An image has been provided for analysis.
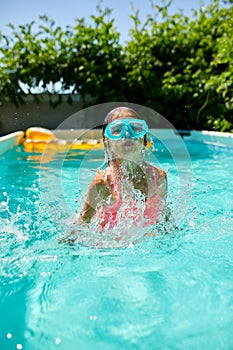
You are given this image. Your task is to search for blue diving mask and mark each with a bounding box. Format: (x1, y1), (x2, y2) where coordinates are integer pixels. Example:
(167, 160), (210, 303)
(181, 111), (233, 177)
(104, 119), (148, 140)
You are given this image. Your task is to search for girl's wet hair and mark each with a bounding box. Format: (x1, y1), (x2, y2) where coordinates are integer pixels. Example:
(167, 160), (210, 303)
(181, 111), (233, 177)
(102, 107), (147, 146)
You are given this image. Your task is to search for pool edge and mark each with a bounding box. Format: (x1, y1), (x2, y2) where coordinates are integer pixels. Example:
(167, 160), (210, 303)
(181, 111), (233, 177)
(186, 130), (233, 148)
(0, 131), (25, 155)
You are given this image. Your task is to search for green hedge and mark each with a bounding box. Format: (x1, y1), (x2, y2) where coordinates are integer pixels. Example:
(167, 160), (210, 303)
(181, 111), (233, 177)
(0, 1), (232, 131)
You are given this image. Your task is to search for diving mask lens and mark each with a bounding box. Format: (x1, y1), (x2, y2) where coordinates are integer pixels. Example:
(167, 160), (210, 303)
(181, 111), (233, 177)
(105, 119), (148, 140)
(109, 123), (123, 138)
(129, 121), (146, 135)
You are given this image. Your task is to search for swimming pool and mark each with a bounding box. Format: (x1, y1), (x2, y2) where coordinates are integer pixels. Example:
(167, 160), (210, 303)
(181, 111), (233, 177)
(0, 137), (233, 349)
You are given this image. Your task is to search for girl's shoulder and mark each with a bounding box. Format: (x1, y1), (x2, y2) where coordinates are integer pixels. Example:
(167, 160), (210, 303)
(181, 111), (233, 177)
(89, 168), (112, 188)
(144, 162), (167, 179)
(84, 169), (112, 202)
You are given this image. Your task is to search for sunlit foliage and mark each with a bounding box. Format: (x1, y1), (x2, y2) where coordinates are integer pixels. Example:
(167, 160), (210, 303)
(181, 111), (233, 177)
(0, 0), (232, 131)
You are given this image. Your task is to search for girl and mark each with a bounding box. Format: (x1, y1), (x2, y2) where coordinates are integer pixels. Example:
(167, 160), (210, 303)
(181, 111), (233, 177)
(78, 107), (167, 229)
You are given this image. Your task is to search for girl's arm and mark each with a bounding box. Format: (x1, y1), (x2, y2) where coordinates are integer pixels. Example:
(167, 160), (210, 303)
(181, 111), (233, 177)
(79, 173), (111, 223)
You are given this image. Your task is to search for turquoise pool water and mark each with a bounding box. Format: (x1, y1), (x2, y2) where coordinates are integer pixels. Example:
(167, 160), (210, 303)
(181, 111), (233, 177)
(0, 140), (233, 349)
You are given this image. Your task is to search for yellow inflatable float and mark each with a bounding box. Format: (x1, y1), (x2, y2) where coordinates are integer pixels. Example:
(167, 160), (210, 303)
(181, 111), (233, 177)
(23, 127), (104, 153)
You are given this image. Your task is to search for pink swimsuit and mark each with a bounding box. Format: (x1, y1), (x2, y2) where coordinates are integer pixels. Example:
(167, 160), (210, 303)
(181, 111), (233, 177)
(99, 167), (162, 228)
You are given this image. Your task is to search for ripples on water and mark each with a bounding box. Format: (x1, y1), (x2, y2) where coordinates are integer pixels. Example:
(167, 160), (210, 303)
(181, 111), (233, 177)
(0, 142), (233, 349)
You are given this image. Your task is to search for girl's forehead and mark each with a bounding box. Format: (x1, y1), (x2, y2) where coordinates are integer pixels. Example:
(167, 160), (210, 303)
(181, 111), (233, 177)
(111, 114), (137, 123)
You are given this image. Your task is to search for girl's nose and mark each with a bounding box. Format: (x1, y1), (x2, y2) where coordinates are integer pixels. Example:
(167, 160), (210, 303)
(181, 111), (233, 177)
(124, 126), (133, 139)
(124, 129), (131, 139)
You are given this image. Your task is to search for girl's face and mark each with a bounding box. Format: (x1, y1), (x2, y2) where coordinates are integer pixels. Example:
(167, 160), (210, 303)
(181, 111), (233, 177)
(104, 116), (146, 162)
(108, 137), (144, 161)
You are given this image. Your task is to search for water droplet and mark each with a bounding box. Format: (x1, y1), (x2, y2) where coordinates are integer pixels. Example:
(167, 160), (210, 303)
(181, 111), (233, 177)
(6, 333), (12, 339)
(89, 315), (97, 321)
(55, 337), (61, 345)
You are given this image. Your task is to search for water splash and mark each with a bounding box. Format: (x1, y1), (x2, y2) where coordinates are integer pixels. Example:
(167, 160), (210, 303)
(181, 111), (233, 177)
(60, 159), (175, 248)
